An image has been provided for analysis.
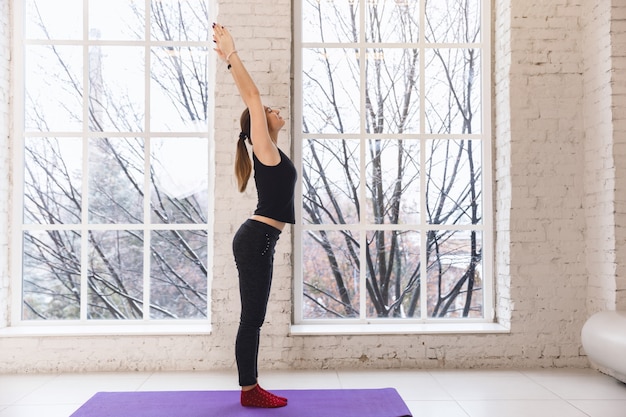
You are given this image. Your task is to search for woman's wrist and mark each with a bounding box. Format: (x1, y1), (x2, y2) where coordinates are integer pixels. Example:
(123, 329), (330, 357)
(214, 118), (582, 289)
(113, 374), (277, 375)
(226, 50), (238, 62)
(226, 50), (238, 70)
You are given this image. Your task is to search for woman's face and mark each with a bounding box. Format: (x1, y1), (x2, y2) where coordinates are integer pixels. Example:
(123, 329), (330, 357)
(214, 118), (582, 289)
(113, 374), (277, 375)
(265, 106), (285, 133)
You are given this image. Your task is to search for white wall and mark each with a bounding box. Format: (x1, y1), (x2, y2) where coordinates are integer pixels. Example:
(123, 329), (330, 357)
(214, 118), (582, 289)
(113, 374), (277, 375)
(0, 0), (11, 330)
(610, 1), (626, 311)
(0, 0), (622, 374)
(582, 1), (626, 313)
(503, 0), (587, 363)
(583, 1), (617, 314)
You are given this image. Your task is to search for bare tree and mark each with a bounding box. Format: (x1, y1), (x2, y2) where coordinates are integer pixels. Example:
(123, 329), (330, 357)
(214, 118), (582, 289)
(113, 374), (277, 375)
(301, 0), (483, 319)
(22, 0), (210, 320)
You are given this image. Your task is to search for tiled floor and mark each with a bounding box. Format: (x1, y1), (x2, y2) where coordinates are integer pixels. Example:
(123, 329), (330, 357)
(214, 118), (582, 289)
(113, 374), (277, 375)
(1, 368), (625, 416)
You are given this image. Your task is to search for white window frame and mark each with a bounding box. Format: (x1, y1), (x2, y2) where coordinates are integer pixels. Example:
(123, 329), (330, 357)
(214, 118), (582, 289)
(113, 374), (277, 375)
(292, 0), (496, 333)
(10, 0), (216, 332)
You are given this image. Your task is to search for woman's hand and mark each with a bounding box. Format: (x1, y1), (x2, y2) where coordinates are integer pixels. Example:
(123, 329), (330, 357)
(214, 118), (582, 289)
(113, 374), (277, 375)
(212, 23), (236, 62)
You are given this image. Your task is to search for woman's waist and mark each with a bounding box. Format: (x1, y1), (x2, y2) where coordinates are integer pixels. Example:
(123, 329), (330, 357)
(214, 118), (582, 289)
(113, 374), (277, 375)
(250, 215), (285, 232)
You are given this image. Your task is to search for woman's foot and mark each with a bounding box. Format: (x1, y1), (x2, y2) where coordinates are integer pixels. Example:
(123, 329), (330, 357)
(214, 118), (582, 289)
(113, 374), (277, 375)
(240, 384), (287, 408)
(258, 385), (287, 402)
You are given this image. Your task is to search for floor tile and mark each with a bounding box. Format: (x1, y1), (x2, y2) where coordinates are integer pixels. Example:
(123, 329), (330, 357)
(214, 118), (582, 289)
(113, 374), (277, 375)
(337, 369), (452, 401)
(16, 372), (149, 405)
(139, 370), (238, 391)
(430, 370), (559, 400)
(523, 369), (626, 400)
(406, 400), (470, 417)
(568, 399), (626, 417)
(3, 368), (626, 417)
(257, 369), (342, 390)
(0, 404), (80, 417)
(458, 399), (589, 417)
(0, 374), (57, 405)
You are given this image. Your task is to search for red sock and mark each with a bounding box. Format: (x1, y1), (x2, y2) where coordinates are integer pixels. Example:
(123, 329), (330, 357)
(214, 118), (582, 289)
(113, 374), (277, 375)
(241, 385), (287, 408)
(258, 385), (287, 402)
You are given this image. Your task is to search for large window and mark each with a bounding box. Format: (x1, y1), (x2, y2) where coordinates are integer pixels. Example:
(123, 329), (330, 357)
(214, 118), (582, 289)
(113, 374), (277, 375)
(13, 0), (214, 323)
(295, 0), (492, 324)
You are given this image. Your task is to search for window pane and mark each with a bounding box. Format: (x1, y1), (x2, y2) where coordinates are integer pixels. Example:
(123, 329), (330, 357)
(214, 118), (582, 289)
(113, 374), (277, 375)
(425, 48), (481, 134)
(302, 48), (360, 134)
(426, 230), (483, 318)
(150, 138), (208, 224)
(89, 138), (144, 224)
(89, 46), (145, 132)
(302, 0), (359, 43)
(88, 230), (144, 319)
(426, 139), (482, 225)
(25, 46), (83, 132)
(366, 48), (420, 134)
(25, 0), (82, 40)
(150, 0), (210, 42)
(19, 0), (214, 324)
(366, 0), (419, 43)
(150, 230), (208, 319)
(366, 139), (420, 224)
(150, 47), (209, 132)
(89, 0), (145, 41)
(425, 0), (481, 44)
(24, 137), (82, 224)
(302, 139), (360, 225)
(23, 230), (81, 320)
(366, 230), (420, 318)
(302, 230), (359, 319)
(297, 0), (490, 324)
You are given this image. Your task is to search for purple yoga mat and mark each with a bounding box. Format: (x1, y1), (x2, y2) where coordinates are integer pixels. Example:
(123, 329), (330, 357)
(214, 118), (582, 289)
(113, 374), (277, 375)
(70, 388), (412, 417)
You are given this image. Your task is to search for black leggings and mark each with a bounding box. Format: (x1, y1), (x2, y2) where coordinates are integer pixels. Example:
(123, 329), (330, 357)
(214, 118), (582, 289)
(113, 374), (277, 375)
(232, 219), (281, 387)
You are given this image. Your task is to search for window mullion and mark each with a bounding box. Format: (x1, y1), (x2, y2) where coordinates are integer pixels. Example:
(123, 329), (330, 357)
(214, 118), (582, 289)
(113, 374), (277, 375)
(419, 0), (429, 321)
(481, 0), (494, 321)
(359, 0), (367, 321)
(11, 0), (26, 325)
(293, 0), (304, 325)
(142, 0), (152, 321)
(79, 0), (90, 321)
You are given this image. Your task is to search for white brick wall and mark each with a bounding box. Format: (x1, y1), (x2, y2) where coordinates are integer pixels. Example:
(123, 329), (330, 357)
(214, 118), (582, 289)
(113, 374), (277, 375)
(582, 0), (626, 313)
(0, 0), (622, 374)
(494, 0), (513, 331)
(504, 0), (587, 366)
(583, 0), (616, 314)
(611, 2), (626, 310)
(210, 0), (294, 372)
(0, 0), (11, 329)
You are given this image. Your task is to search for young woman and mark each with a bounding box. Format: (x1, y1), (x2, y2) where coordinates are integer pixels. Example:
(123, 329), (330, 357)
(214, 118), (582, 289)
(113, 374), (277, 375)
(213, 23), (296, 408)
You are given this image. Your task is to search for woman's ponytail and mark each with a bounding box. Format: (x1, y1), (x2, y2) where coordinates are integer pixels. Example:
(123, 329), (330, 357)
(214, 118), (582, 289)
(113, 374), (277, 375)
(234, 108), (252, 192)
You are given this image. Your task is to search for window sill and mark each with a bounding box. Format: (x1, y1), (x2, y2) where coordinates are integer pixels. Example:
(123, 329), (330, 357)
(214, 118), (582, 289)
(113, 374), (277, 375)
(289, 322), (510, 336)
(0, 323), (212, 337)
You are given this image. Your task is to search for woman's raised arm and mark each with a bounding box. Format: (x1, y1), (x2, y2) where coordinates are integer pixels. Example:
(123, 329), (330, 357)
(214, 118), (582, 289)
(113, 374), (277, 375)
(213, 23), (279, 165)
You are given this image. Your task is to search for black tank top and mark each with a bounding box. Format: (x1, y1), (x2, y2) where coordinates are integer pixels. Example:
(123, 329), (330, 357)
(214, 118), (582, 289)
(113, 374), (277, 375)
(253, 148), (297, 224)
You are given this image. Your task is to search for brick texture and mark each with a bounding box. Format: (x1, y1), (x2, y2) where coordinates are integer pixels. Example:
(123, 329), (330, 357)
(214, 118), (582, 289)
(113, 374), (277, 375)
(583, 1), (616, 315)
(0, 0), (622, 374)
(611, 1), (626, 310)
(0, 0), (11, 329)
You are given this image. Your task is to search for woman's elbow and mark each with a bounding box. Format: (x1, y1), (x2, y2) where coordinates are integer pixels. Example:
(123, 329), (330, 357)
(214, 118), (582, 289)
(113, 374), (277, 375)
(243, 89), (261, 104)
